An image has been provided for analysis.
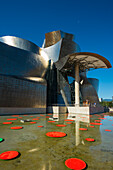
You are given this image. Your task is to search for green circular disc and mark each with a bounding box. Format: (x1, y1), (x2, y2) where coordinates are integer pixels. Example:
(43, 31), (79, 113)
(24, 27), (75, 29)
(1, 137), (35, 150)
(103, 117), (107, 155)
(0, 138), (4, 142)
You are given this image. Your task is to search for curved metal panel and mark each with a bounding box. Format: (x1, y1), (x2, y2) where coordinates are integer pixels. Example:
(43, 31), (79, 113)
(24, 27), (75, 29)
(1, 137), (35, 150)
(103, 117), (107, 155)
(0, 74), (47, 108)
(87, 78), (99, 93)
(80, 77), (99, 104)
(0, 36), (39, 54)
(0, 41), (49, 78)
(45, 30), (61, 47)
(41, 39), (62, 62)
(59, 38), (80, 59)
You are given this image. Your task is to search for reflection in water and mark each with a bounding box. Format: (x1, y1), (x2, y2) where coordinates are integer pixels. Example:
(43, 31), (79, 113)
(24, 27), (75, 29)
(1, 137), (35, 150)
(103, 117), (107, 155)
(75, 121), (80, 146)
(74, 114), (90, 146)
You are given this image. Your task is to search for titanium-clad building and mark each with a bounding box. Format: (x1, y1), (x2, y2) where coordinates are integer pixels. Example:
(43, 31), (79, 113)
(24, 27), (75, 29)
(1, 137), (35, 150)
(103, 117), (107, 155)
(0, 31), (112, 113)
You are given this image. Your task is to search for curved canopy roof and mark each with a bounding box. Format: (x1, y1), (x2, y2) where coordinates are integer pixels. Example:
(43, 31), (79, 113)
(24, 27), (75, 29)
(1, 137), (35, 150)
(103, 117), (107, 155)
(55, 52), (112, 76)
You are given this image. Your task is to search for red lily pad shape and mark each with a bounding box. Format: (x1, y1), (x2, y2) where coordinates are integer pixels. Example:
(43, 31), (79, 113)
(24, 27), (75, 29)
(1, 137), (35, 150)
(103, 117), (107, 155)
(7, 118), (17, 120)
(65, 158), (86, 170)
(85, 138), (95, 142)
(10, 126), (23, 130)
(46, 131), (66, 138)
(90, 122), (102, 125)
(79, 128), (87, 131)
(0, 151), (19, 160)
(30, 122), (37, 124)
(56, 124), (66, 127)
(105, 129), (111, 132)
(3, 122), (12, 124)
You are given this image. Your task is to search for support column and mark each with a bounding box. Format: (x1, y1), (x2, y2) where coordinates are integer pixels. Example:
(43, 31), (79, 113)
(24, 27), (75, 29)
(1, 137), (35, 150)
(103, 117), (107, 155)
(75, 63), (80, 107)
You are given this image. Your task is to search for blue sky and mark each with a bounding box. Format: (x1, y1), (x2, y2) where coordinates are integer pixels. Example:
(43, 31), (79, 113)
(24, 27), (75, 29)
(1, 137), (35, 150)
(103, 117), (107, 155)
(0, 0), (113, 99)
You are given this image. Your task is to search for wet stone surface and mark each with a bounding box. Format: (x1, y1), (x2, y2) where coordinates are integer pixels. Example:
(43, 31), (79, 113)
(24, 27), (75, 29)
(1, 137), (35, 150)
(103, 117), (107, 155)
(0, 112), (113, 169)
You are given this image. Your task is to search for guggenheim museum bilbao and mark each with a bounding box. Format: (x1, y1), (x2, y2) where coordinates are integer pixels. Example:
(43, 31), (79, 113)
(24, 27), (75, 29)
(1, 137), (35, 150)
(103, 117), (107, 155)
(0, 30), (112, 115)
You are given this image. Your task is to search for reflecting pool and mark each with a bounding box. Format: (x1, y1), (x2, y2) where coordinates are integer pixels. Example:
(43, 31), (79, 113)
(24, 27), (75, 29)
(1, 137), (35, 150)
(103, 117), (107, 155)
(0, 112), (113, 169)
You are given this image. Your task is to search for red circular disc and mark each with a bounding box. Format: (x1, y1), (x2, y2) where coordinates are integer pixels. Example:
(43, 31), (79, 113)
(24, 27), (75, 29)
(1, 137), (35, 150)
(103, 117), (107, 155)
(37, 117), (40, 118)
(66, 122), (72, 124)
(0, 151), (19, 160)
(10, 126), (23, 130)
(65, 158), (86, 170)
(105, 129), (111, 132)
(46, 131), (66, 138)
(18, 117), (23, 118)
(64, 119), (74, 121)
(3, 122), (12, 124)
(48, 121), (55, 123)
(46, 116), (50, 118)
(90, 122), (102, 125)
(56, 124), (66, 127)
(38, 126), (44, 127)
(40, 115), (44, 116)
(48, 114), (52, 115)
(7, 118), (17, 120)
(30, 122), (37, 124)
(95, 120), (101, 122)
(79, 128), (87, 131)
(12, 115), (19, 117)
(89, 126), (95, 128)
(30, 116), (33, 117)
(32, 118), (39, 120)
(99, 118), (107, 120)
(85, 138), (95, 142)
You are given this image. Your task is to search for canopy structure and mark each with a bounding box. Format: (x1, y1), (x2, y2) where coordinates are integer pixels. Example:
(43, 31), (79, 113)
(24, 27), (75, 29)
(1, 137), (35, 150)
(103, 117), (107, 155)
(55, 51), (111, 106)
(55, 52), (111, 77)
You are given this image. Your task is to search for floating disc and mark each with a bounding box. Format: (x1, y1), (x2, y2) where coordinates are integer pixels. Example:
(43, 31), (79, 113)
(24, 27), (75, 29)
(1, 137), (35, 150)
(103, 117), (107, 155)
(66, 122), (72, 124)
(48, 114), (52, 115)
(0, 138), (4, 143)
(48, 121), (55, 123)
(10, 126), (23, 130)
(30, 116), (33, 117)
(105, 129), (111, 132)
(85, 138), (95, 142)
(18, 117), (22, 118)
(99, 118), (107, 120)
(40, 115), (44, 116)
(3, 122), (12, 124)
(38, 126), (44, 127)
(12, 115), (19, 117)
(95, 120), (101, 122)
(7, 118), (17, 120)
(65, 158), (86, 170)
(56, 125), (66, 127)
(79, 128), (87, 131)
(90, 122), (102, 125)
(0, 151), (19, 160)
(46, 131), (66, 138)
(64, 119), (74, 121)
(32, 118), (39, 120)
(30, 122), (37, 124)
(46, 116), (50, 118)
(89, 126), (95, 128)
